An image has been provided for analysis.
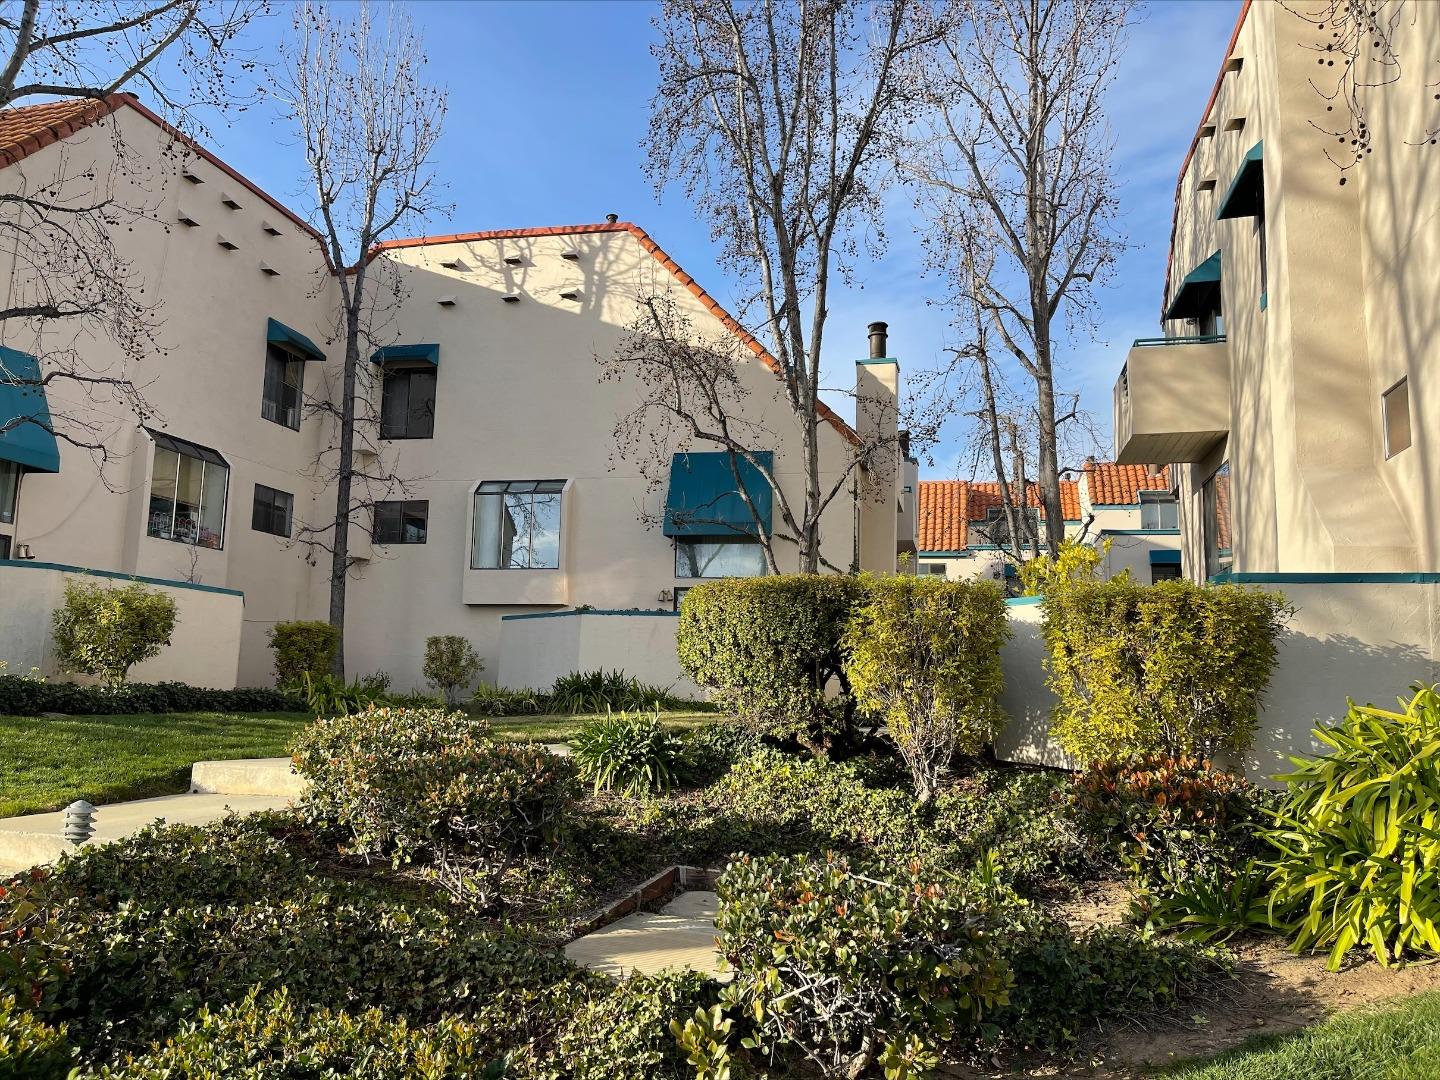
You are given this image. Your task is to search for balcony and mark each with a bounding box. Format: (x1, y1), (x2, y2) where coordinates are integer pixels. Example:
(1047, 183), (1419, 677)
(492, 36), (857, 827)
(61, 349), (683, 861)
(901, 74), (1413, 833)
(1113, 336), (1230, 465)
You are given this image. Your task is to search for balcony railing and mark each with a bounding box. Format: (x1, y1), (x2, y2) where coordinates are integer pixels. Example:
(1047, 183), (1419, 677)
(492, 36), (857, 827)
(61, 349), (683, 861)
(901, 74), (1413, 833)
(1131, 334), (1227, 348)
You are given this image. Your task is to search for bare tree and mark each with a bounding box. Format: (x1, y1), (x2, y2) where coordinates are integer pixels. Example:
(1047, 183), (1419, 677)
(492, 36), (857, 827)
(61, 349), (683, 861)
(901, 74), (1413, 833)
(0, 0), (264, 468)
(277, 0), (446, 677)
(903, 0), (1130, 556)
(644, 0), (937, 572)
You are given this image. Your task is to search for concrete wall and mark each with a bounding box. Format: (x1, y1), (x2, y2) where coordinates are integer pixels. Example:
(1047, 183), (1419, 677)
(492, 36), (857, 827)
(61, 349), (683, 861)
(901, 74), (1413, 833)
(0, 562), (243, 688)
(494, 611), (702, 699)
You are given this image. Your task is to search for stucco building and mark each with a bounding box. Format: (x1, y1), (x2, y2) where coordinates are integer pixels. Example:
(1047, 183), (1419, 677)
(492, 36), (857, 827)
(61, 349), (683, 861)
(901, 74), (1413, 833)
(916, 477), (1081, 586)
(0, 94), (915, 691)
(1110, 0), (1440, 771)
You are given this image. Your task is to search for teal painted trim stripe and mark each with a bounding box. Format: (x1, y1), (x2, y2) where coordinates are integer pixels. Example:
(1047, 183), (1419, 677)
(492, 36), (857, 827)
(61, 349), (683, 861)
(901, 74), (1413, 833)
(918, 551), (971, 558)
(0, 559), (244, 597)
(1098, 528), (1181, 536)
(1208, 570), (1440, 585)
(1132, 335), (1226, 348)
(1004, 595), (1043, 607)
(857, 357), (899, 366)
(501, 608), (679, 621)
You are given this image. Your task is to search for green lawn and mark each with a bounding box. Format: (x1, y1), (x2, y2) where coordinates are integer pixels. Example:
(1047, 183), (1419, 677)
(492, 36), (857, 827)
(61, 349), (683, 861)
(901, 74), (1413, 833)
(488, 711), (716, 743)
(1158, 992), (1440, 1079)
(0, 712), (309, 817)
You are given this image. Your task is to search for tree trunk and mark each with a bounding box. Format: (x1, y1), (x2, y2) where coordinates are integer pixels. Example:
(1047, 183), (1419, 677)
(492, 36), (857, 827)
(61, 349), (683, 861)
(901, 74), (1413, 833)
(1034, 367), (1064, 556)
(328, 303), (361, 679)
(802, 405), (821, 573)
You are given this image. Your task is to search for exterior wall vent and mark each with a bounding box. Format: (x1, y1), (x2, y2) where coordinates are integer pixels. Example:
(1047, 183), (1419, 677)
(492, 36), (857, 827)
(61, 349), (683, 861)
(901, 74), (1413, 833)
(1223, 56), (1243, 75)
(1198, 178), (1217, 192)
(437, 295), (458, 307)
(501, 293), (521, 304)
(220, 192), (242, 209)
(260, 221), (282, 236)
(559, 287), (581, 301)
(260, 264), (280, 276)
(503, 255), (524, 266)
(440, 257), (466, 270)
(1223, 117), (1246, 133)
(560, 251), (580, 261)
(182, 170), (203, 184)
(177, 211), (200, 227)
(216, 235), (238, 250)
(1198, 124), (1217, 140)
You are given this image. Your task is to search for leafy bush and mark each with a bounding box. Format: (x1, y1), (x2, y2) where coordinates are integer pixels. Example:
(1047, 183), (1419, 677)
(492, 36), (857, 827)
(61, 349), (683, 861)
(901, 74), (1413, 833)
(1265, 685), (1440, 969)
(1017, 538), (1107, 596)
(677, 574), (863, 753)
(679, 721), (762, 785)
(424, 636), (484, 706)
(555, 972), (715, 1080)
(50, 579), (178, 687)
(290, 670), (387, 716)
(291, 707), (577, 904)
(0, 676), (301, 717)
(550, 669), (699, 714)
(0, 993), (72, 1080)
(711, 852), (1011, 1077)
(1071, 755), (1266, 899)
(844, 575), (1010, 802)
(572, 710), (684, 797)
(267, 620), (340, 684)
(1040, 578), (1290, 761)
(469, 683), (551, 717)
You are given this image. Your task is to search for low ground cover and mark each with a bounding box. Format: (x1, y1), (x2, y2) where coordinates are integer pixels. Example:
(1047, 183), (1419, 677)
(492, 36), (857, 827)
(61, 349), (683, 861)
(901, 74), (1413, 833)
(0, 711), (309, 817)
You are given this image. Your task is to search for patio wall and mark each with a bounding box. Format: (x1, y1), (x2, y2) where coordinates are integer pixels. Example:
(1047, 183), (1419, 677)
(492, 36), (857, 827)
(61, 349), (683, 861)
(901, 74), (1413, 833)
(495, 610), (704, 698)
(0, 560), (244, 689)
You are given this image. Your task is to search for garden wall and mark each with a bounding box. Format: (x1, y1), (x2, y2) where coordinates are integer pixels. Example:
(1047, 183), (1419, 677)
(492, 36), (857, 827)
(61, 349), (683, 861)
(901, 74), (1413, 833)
(0, 560), (244, 688)
(495, 609), (704, 698)
(992, 582), (1440, 783)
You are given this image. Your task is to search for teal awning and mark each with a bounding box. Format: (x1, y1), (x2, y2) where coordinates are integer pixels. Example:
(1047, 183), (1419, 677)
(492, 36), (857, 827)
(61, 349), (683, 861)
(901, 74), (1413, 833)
(663, 451), (773, 538)
(1150, 549), (1182, 565)
(1216, 140), (1264, 220)
(0, 346), (60, 473)
(371, 343), (440, 366)
(266, 318), (326, 362)
(1164, 251), (1223, 321)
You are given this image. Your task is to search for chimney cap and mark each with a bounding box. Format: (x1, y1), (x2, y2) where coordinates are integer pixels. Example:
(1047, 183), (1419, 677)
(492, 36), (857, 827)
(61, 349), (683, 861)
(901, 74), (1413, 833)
(867, 321), (889, 360)
(605, 213), (619, 224)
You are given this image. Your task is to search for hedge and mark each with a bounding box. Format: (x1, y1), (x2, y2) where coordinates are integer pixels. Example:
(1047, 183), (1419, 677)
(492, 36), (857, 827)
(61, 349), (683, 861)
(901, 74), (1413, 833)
(267, 620), (340, 684)
(0, 676), (303, 717)
(1040, 578), (1290, 761)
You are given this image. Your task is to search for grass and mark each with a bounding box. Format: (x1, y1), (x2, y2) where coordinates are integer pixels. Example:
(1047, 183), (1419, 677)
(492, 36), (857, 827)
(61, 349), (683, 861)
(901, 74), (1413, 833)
(488, 711), (715, 743)
(0, 711), (309, 817)
(1157, 991), (1440, 1079)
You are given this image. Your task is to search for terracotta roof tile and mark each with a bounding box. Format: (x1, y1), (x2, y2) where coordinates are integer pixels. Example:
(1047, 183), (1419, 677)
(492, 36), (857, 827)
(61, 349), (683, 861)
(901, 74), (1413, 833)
(1082, 461), (1171, 506)
(918, 478), (1081, 553)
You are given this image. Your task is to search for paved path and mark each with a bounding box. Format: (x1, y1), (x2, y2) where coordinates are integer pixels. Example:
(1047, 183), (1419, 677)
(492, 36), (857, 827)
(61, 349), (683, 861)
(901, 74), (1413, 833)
(564, 890), (725, 978)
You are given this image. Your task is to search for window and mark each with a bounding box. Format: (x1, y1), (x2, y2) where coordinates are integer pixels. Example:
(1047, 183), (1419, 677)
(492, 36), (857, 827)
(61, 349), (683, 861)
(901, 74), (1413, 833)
(373, 500), (428, 545)
(251, 484), (294, 538)
(1384, 377), (1412, 458)
(261, 344), (305, 429)
(1139, 491), (1179, 530)
(921, 562), (948, 577)
(1151, 562), (1183, 583)
(380, 365), (437, 439)
(0, 460), (17, 524)
(1255, 204), (1268, 307)
(0, 534), (8, 560)
(675, 537), (767, 579)
(146, 432), (228, 549)
(472, 480), (564, 569)
(1202, 461), (1233, 579)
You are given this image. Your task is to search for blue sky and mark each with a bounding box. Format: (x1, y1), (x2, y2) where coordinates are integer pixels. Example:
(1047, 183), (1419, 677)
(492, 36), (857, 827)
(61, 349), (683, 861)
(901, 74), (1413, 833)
(209, 0), (1241, 479)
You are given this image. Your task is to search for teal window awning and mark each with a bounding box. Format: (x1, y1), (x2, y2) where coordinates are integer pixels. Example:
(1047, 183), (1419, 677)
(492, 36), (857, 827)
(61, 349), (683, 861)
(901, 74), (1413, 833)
(1164, 251), (1222, 321)
(371, 343), (440, 366)
(266, 318), (326, 362)
(1216, 140), (1264, 220)
(0, 346), (60, 473)
(663, 451), (773, 538)
(1150, 549), (1182, 565)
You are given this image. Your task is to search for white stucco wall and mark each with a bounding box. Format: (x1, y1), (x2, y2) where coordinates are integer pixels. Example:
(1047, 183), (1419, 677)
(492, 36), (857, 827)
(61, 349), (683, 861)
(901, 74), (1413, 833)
(0, 562), (244, 688)
(494, 611), (702, 699)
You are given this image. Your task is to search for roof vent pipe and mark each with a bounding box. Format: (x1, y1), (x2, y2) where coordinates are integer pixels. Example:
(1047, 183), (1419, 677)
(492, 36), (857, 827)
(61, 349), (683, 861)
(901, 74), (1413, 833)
(605, 213), (618, 224)
(867, 321), (888, 360)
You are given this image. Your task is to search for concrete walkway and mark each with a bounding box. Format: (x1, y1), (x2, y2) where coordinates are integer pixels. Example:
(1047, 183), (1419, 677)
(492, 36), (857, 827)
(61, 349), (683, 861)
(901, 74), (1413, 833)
(564, 890), (725, 978)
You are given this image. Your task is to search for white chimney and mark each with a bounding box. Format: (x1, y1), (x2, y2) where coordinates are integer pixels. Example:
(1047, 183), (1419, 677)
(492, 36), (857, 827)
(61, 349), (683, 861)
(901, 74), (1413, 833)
(856, 321), (901, 573)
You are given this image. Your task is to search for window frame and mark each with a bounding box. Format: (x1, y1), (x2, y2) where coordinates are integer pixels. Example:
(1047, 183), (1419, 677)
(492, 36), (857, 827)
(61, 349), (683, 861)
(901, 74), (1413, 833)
(251, 483), (294, 538)
(379, 362), (438, 441)
(1202, 461), (1233, 580)
(1150, 562), (1183, 583)
(470, 480), (566, 570)
(145, 431), (229, 550)
(372, 499), (429, 545)
(674, 536), (769, 580)
(1139, 490), (1179, 531)
(261, 342), (306, 430)
(1383, 376), (1412, 459)
(0, 459), (19, 525)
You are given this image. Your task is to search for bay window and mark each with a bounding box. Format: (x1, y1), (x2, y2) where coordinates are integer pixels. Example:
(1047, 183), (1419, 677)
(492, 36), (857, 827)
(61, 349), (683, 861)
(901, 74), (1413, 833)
(472, 480), (564, 568)
(146, 431), (229, 549)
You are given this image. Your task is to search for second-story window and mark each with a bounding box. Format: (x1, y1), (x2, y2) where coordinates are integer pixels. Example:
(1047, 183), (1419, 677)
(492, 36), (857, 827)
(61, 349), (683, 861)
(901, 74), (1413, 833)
(252, 484), (294, 538)
(381, 365), (437, 439)
(262, 344), (305, 430)
(0, 460), (18, 525)
(146, 431), (229, 550)
(373, 500), (428, 544)
(1139, 491), (1179, 530)
(472, 480), (564, 568)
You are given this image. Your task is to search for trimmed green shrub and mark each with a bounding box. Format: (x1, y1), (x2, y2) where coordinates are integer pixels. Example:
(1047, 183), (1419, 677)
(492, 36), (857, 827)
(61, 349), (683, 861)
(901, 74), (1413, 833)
(425, 635), (484, 706)
(290, 707), (577, 904)
(469, 683), (551, 717)
(711, 852), (1011, 1077)
(0, 676), (301, 716)
(1265, 685), (1440, 970)
(292, 670), (386, 716)
(0, 993), (73, 1080)
(267, 620), (340, 684)
(845, 575), (1010, 802)
(677, 574), (863, 752)
(50, 579), (178, 687)
(555, 971), (715, 1080)
(571, 710), (684, 797)
(550, 669), (700, 714)
(1040, 578), (1290, 761)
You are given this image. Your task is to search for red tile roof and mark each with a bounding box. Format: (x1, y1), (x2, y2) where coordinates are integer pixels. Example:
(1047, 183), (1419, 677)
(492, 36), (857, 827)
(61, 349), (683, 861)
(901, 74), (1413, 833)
(371, 223), (861, 446)
(1082, 461), (1171, 506)
(918, 478), (1081, 552)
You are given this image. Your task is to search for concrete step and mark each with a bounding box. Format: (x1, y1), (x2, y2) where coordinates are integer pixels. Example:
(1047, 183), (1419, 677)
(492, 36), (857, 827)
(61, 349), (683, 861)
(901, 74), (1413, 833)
(565, 891), (724, 978)
(0, 792), (296, 877)
(190, 757), (307, 797)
